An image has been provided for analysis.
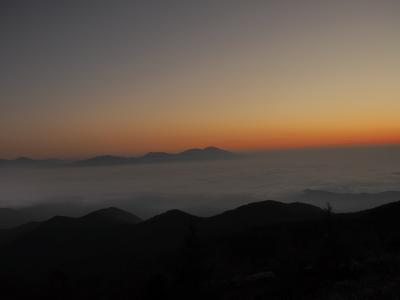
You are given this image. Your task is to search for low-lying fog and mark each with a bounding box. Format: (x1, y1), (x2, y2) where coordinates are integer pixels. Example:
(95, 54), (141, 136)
(1, 146), (400, 218)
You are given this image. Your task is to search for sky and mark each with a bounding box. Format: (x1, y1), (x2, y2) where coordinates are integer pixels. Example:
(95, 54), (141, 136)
(1, 0), (400, 159)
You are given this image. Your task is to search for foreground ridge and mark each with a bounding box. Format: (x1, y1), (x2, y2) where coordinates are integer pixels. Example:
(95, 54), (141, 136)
(1, 199), (400, 299)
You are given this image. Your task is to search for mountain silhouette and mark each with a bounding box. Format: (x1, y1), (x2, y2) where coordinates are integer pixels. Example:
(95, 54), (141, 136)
(146, 209), (197, 224)
(37, 207), (142, 231)
(0, 146), (237, 168)
(203, 200), (324, 234)
(177, 146), (235, 160)
(141, 151), (174, 161)
(73, 155), (130, 166)
(74, 146), (237, 167)
(213, 200), (323, 222)
(80, 207), (142, 224)
(2, 199), (400, 299)
(0, 200), (323, 254)
(0, 202), (96, 229)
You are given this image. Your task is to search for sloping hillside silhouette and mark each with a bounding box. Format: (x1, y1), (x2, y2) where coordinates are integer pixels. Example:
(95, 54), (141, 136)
(2, 199), (400, 299)
(0, 203), (99, 229)
(204, 200), (324, 234)
(80, 207), (142, 224)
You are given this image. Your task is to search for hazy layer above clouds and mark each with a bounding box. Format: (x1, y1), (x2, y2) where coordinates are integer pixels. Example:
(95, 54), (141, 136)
(1, 146), (400, 218)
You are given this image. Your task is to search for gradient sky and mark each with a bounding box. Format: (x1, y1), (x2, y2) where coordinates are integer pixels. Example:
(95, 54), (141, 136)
(1, 0), (400, 158)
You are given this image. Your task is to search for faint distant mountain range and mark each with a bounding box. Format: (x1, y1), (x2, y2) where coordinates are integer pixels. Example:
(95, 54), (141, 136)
(0, 200), (325, 248)
(0, 146), (238, 168)
(285, 189), (400, 212)
(0, 157), (66, 168)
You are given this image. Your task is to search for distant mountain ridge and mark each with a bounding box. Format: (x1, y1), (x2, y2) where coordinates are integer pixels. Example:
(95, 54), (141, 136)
(0, 157), (66, 168)
(286, 189), (400, 211)
(0, 146), (238, 168)
(2, 198), (400, 256)
(0, 200), (325, 251)
(2, 189), (400, 229)
(75, 146), (236, 167)
(80, 207), (142, 224)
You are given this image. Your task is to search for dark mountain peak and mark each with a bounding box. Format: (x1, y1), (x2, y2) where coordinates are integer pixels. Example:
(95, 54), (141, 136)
(287, 201), (326, 213)
(180, 148), (202, 155)
(178, 146), (235, 160)
(17, 208), (140, 241)
(204, 146), (230, 153)
(73, 146), (236, 167)
(41, 215), (75, 228)
(81, 207), (142, 224)
(239, 199), (287, 208)
(180, 146), (229, 154)
(143, 151), (167, 156)
(223, 200), (287, 214)
(144, 209), (198, 228)
(141, 209), (199, 236)
(208, 200), (324, 231)
(226, 200), (297, 214)
(151, 209), (194, 221)
(142, 152), (172, 160)
(74, 155), (129, 167)
(1, 146), (238, 168)
(85, 155), (126, 161)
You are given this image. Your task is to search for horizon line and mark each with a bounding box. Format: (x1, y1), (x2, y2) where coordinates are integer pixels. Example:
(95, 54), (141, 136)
(2, 142), (400, 161)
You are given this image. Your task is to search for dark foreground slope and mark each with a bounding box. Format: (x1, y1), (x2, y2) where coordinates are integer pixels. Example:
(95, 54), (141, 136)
(1, 200), (400, 299)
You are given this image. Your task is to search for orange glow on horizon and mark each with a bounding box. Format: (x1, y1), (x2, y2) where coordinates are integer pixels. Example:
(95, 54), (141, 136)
(3, 125), (399, 159)
(1, 2), (400, 159)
